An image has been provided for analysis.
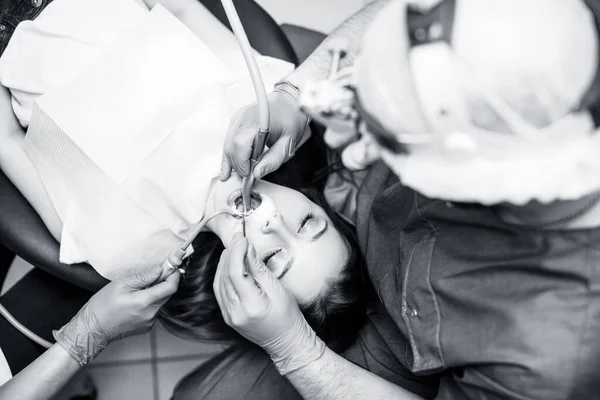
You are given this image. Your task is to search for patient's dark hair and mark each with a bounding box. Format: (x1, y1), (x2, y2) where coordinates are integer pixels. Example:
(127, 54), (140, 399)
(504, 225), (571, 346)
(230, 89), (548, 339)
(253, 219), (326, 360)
(159, 187), (368, 352)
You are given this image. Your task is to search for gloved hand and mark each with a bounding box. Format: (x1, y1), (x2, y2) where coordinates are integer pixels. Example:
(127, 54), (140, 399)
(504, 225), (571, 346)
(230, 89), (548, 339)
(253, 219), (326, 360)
(299, 79), (381, 172)
(220, 90), (311, 181)
(53, 265), (180, 366)
(213, 233), (326, 375)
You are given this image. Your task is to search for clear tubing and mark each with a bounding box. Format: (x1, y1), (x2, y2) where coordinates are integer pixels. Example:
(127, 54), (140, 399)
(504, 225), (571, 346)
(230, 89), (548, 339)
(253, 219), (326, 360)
(0, 303), (53, 349)
(220, 0), (270, 133)
(180, 209), (241, 251)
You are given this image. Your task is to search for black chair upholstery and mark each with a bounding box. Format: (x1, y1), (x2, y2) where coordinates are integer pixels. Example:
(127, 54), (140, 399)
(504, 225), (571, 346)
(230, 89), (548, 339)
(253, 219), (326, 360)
(281, 24), (327, 64)
(0, 170), (107, 292)
(0, 0), (302, 292)
(198, 0), (299, 65)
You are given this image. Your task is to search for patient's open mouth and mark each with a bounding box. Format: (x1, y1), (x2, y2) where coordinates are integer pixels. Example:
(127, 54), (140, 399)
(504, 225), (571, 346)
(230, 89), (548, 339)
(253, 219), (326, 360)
(229, 191), (262, 214)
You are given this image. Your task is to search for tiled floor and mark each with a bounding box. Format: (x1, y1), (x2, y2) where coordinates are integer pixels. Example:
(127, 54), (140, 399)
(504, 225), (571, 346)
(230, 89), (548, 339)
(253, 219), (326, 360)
(88, 323), (228, 400)
(2, 256), (229, 400)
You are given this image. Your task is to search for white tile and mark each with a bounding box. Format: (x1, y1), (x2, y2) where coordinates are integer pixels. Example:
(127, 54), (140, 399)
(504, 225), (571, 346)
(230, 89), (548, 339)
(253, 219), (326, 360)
(255, 0), (364, 33)
(1, 257), (34, 296)
(157, 359), (207, 400)
(92, 330), (153, 364)
(87, 363), (154, 400)
(154, 322), (228, 360)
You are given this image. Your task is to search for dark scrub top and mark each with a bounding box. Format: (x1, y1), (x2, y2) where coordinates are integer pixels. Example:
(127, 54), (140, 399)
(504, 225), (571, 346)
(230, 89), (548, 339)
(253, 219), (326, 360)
(357, 162), (600, 399)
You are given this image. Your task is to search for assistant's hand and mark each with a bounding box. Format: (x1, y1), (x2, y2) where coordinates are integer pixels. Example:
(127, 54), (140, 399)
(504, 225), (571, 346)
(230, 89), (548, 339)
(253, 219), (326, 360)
(213, 233), (326, 375)
(54, 265), (180, 365)
(220, 90), (311, 181)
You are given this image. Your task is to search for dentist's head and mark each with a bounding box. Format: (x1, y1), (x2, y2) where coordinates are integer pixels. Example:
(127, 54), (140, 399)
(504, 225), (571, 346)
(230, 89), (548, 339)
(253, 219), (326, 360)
(310, 0), (600, 206)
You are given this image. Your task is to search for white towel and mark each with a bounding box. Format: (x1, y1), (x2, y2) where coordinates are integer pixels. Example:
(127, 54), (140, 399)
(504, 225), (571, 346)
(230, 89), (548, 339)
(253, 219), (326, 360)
(10, 4), (292, 278)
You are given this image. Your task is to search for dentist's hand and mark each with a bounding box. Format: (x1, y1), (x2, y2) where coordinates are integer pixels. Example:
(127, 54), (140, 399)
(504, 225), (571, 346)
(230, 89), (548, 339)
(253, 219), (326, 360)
(54, 265), (180, 365)
(214, 233), (326, 375)
(220, 90), (311, 181)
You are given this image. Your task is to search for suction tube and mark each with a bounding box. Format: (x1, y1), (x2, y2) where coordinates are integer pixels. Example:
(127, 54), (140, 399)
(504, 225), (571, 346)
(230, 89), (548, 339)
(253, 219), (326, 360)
(0, 303), (53, 348)
(220, 0), (270, 133)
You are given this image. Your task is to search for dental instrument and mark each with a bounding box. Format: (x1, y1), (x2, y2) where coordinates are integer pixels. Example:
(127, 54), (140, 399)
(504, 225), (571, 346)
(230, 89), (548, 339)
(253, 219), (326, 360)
(327, 40), (347, 80)
(220, 0), (272, 275)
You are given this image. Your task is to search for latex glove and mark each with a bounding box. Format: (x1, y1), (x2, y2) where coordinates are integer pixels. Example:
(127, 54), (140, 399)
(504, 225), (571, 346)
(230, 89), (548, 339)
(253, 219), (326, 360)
(54, 265), (180, 366)
(220, 90), (311, 180)
(213, 233), (326, 375)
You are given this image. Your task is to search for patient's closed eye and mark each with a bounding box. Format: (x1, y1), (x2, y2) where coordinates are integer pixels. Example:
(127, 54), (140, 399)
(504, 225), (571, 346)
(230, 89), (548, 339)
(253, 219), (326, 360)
(298, 213), (316, 233)
(298, 213), (327, 240)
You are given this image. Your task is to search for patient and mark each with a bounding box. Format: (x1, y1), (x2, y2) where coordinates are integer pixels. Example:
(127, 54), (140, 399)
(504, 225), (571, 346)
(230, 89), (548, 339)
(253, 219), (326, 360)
(0, 0), (367, 348)
(161, 176), (367, 348)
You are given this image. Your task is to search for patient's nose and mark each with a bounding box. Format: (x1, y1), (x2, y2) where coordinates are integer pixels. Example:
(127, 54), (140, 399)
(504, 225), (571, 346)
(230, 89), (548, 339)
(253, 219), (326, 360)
(261, 212), (283, 234)
(244, 194), (279, 233)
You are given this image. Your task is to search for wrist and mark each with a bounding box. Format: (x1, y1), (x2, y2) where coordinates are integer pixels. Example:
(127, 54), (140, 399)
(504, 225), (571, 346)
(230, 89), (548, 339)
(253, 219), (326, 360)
(264, 317), (326, 376)
(53, 304), (109, 366)
(51, 343), (82, 370)
(273, 81), (301, 103)
(272, 82), (312, 132)
(284, 60), (331, 93)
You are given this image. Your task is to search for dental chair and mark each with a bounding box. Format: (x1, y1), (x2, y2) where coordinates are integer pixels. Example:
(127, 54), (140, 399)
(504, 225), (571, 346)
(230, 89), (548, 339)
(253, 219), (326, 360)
(0, 0), (326, 293)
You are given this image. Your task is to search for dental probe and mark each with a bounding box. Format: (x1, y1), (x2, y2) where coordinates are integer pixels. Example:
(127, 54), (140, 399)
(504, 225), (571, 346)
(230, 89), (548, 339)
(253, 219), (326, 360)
(240, 128), (269, 275)
(163, 209), (242, 272)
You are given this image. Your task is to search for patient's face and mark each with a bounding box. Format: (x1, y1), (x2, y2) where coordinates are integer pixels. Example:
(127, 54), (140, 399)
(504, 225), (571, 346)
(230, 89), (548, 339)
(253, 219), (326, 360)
(205, 176), (348, 304)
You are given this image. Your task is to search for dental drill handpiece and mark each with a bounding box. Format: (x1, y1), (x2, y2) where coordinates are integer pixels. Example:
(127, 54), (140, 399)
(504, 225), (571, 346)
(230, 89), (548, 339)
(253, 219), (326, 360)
(241, 127), (270, 229)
